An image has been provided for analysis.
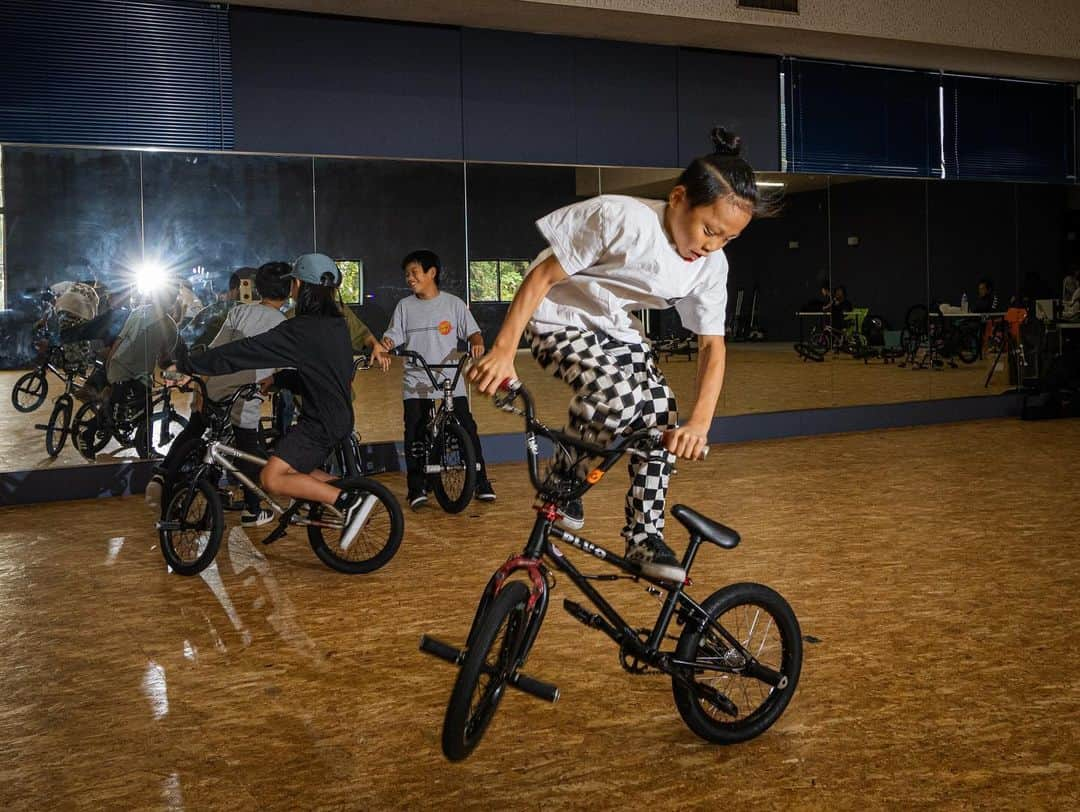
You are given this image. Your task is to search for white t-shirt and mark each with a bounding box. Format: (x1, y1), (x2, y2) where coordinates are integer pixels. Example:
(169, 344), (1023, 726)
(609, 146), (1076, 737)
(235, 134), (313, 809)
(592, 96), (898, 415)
(529, 195), (729, 343)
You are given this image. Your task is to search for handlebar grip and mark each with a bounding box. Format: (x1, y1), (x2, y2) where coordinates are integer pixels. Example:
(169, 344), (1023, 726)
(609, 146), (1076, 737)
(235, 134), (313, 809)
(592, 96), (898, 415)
(161, 370), (186, 381)
(499, 378), (521, 392)
(700, 445), (709, 460)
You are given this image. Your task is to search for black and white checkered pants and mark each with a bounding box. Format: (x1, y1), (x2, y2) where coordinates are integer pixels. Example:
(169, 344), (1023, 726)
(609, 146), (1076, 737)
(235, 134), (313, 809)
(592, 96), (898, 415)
(527, 327), (678, 544)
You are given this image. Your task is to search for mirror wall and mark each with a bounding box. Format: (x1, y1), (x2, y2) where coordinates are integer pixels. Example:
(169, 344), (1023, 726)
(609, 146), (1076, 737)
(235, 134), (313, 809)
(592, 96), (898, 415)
(1, 142), (1073, 475)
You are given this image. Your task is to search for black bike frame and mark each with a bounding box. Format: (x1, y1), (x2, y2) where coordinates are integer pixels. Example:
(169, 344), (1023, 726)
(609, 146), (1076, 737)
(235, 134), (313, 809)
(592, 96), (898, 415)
(461, 382), (787, 689)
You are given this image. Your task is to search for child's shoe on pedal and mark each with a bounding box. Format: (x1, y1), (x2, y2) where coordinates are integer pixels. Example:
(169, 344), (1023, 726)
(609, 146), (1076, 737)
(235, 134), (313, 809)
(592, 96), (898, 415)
(555, 498), (584, 530)
(625, 535), (686, 582)
(336, 490), (373, 549)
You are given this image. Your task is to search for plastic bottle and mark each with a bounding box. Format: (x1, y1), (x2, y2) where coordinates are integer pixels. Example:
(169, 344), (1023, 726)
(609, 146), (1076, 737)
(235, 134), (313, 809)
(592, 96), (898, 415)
(961, 292), (969, 313)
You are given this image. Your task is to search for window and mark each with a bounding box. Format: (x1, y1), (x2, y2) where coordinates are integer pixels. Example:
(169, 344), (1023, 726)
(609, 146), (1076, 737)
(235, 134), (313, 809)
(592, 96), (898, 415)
(469, 259), (530, 303)
(336, 260), (363, 304)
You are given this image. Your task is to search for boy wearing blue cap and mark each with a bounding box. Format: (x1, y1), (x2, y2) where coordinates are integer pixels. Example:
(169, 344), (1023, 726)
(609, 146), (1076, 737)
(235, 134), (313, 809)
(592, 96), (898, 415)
(169, 253), (375, 547)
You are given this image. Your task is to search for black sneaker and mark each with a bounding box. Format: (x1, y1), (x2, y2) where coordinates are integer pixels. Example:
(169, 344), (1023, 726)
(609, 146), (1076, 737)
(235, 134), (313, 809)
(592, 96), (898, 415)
(240, 509), (275, 528)
(556, 498), (584, 531)
(408, 490), (428, 511)
(336, 490), (375, 550)
(625, 536), (686, 582)
(475, 479), (496, 502)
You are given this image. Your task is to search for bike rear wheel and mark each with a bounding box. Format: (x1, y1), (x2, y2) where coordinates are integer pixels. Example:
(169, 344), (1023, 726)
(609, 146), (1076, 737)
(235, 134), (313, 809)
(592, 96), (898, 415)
(12, 370), (48, 412)
(44, 396), (73, 457)
(160, 476), (224, 576)
(442, 580), (532, 761)
(429, 421), (476, 514)
(672, 582), (802, 745)
(307, 476), (403, 574)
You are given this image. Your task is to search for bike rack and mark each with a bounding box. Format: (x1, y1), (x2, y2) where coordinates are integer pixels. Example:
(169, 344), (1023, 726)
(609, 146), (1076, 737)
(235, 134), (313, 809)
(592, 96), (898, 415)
(418, 635), (561, 704)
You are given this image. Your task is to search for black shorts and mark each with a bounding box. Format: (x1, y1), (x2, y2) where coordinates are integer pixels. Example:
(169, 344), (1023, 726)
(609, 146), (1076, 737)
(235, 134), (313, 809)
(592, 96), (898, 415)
(273, 422), (334, 474)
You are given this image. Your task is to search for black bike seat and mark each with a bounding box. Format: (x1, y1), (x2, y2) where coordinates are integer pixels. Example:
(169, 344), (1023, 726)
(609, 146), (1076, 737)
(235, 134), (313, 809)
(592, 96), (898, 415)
(671, 504), (740, 549)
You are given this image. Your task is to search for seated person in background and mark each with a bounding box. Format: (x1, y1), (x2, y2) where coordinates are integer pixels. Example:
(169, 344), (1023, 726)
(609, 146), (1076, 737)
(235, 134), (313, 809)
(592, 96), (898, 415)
(147, 262), (292, 526)
(972, 278), (998, 314)
(830, 285), (853, 330)
(381, 249), (495, 509)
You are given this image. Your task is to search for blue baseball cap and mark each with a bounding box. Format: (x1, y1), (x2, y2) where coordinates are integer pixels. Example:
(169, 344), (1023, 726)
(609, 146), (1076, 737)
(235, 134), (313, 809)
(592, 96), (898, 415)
(288, 253), (340, 286)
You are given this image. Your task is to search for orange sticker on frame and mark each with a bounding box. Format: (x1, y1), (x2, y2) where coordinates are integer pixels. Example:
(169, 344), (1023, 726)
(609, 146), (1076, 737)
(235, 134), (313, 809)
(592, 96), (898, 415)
(586, 469), (604, 484)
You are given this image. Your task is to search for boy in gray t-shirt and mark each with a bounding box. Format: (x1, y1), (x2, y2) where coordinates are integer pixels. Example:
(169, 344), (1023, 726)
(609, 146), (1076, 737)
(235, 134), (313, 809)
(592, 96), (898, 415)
(381, 250), (494, 509)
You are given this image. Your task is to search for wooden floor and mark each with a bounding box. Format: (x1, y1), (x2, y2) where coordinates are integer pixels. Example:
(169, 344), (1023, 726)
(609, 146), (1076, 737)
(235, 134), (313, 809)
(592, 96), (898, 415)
(0, 418), (1076, 809)
(0, 343), (1011, 471)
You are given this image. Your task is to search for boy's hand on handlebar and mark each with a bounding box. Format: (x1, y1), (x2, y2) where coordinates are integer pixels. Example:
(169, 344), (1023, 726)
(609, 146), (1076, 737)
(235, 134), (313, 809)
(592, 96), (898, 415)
(369, 343), (392, 372)
(380, 336), (395, 352)
(469, 343), (485, 360)
(662, 425), (709, 461)
(468, 347), (517, 395)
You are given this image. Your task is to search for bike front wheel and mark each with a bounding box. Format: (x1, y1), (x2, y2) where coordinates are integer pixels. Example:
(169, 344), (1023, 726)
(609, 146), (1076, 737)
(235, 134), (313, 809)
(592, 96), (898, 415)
(44, 395), (73, 457)
(307, 476), (403, 574)
(12, 370), (48, 412)
(671, 582), (802, 745)
(429, 421), (477, 514)
(442, 580), (532, 762)
(160, 476), (224, 576)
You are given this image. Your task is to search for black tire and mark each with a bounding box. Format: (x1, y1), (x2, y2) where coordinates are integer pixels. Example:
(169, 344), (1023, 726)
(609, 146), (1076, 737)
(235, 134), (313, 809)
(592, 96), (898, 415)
(442, 581), (532, 761)
(429, 421), (477, 514)
(44, 396), (73, 457)
(72, 401), (111, 459)
(160, 476), (224, 576)
(672, 582), (802, 745)
(12, 370), (48, 413)
(134, 409), (189, 459)
(307, 476), (403, 574)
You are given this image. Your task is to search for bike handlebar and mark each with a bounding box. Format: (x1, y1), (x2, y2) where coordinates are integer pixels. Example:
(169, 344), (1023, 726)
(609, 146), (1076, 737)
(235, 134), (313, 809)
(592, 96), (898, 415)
(161, 370), (262, 415)
(491, 378), (707, 499)
(392, 348), (470, 391)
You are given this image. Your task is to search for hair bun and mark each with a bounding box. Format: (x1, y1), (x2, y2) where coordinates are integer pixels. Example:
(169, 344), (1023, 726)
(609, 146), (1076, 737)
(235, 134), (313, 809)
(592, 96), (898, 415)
(710, 126), (742, 157)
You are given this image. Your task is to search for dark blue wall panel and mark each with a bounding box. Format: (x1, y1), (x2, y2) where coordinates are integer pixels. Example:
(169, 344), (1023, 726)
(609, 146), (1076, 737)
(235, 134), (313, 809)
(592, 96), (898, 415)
(678, 49), (780, 171)
(230, 8), (462, 159)
(573, 39), (678, 167)
(462, 29), (576, 164)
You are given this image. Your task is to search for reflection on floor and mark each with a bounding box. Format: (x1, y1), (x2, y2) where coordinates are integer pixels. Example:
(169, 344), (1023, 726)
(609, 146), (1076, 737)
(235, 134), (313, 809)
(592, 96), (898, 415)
(0, 342), (1013, 471)
(0, 419), (1075, 808)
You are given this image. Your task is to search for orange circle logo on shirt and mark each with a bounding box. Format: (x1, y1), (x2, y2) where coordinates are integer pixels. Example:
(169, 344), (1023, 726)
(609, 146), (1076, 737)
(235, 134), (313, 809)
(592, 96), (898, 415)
(438, 320), (452, 335)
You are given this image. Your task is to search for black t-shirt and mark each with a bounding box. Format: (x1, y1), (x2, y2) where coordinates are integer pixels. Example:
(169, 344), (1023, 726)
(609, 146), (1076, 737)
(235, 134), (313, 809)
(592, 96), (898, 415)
(180, 315), (354, 442)
(831, 299), (853, 329)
